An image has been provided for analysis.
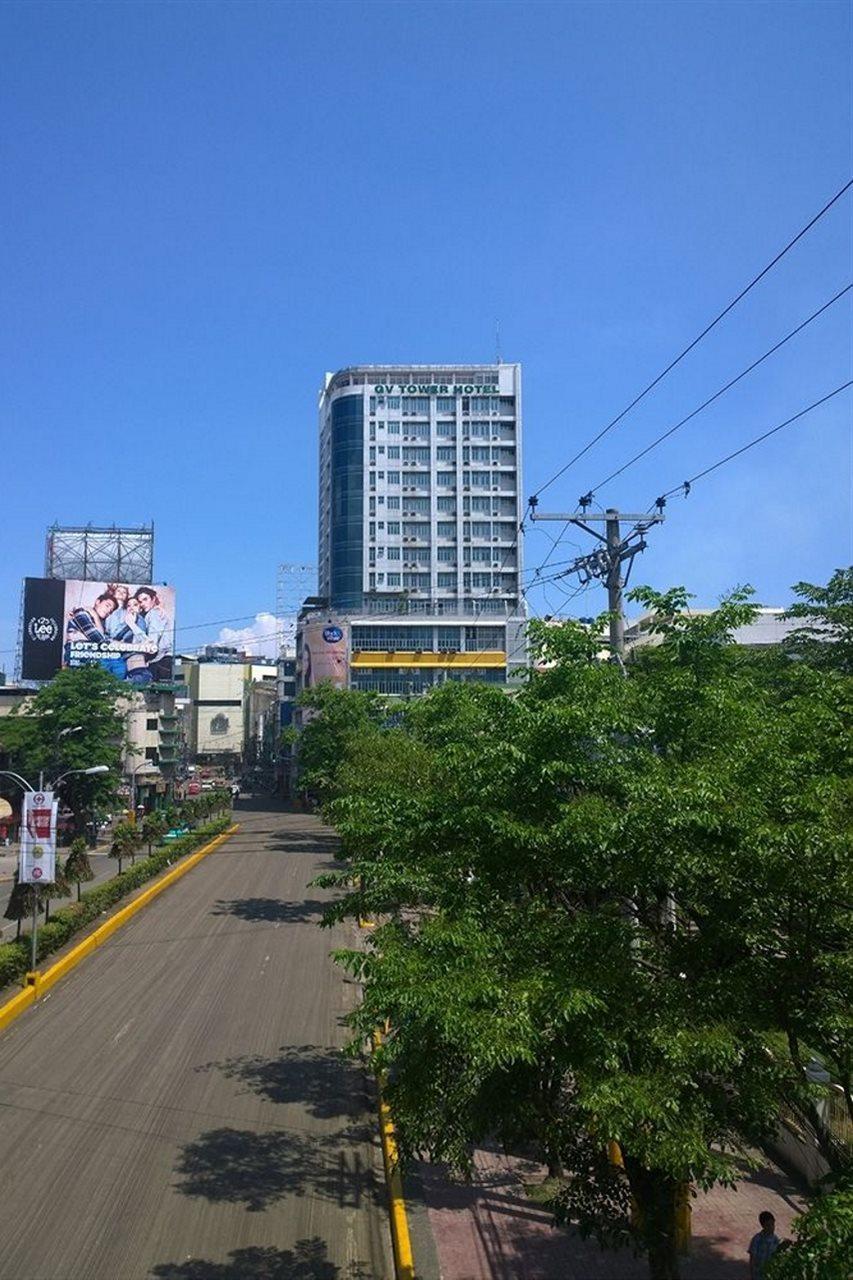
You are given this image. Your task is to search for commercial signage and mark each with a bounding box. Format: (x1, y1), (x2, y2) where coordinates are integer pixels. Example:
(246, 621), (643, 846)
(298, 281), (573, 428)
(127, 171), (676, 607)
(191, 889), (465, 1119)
(372, 383), (498, 395)
(20, 791), (57, 884)
(21, 577), (175, 685)
(301, 620), (349, 689)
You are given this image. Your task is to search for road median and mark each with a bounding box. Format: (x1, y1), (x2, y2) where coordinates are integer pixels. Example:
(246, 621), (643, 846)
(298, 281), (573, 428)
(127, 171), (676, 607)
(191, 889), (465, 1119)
(0, 821), (238, 1028)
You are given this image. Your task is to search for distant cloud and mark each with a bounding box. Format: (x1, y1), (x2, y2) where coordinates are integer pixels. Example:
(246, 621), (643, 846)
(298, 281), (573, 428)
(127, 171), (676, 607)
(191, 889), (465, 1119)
(216, 612), (284, 660)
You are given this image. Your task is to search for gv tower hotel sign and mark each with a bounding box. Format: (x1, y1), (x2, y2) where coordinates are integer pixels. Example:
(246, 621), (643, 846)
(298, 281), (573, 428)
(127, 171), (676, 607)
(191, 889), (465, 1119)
(298, 363), (527, 699)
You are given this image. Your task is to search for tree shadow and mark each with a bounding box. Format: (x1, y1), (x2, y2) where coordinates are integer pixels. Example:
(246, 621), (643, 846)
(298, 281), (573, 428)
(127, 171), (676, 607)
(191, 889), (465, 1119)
(211, 897), (329, 923)
(196, 1045), (367, 1121)
(173, 1125), (381, 1212)
(150, 1238), (372, 1280)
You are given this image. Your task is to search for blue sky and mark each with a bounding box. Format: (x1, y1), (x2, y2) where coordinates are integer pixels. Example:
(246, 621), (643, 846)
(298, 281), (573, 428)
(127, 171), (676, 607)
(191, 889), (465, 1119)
(1, 0), (850, 663)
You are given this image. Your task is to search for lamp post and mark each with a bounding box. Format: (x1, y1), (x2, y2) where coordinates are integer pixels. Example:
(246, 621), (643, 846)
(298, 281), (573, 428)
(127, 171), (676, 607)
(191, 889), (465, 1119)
(129, 761), (152, 816)
(0, 767), (110, 970)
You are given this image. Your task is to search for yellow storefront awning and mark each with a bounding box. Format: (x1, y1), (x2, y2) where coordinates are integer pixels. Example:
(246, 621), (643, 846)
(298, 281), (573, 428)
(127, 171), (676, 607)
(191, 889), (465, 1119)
(350, 650), (506, 669)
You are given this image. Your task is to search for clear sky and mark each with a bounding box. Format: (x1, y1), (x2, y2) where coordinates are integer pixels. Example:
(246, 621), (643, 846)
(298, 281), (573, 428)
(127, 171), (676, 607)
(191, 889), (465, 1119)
(1, 0), (851, 663)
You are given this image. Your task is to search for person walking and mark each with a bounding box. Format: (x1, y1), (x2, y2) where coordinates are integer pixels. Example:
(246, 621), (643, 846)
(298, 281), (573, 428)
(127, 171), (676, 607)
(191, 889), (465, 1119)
(748, 1211), (781, 1279)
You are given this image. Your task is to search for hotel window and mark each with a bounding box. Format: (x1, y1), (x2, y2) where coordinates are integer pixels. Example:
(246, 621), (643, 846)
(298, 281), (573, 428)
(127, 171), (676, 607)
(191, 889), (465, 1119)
(436, 445), (455, 462)
(387, 495), (400, 509)
(387, 521), (400, 535)
(437, 546), (456, 561)
(471, 496), (491, 512)
(387, 397), (401, 409)
(369, 447), (376, 463)
(403, 397), (429, 413)
(404, 472), (430, 488)
(437, 573), (457, 589)
(369, 471), (376, 487)
(403, 446), (429, 463)
(369, 522), (376, 537)
(471, 472), (491, 487)
(437, 472), (455, 487)
(436, 496), (456, 512)
(387, 445), (400, 459)
(437, 627), (461, 648)
(471, 446), (490, 462)
(369, 497), (376, 515)
(437, 521), (456, 537)
(436, 422), (456, 438)
(369, 397), (377, 413)
(470, 546), (492, 562)
(387, 546), (401, 560)
(471, 572), (492, 588)
(471, 521), (491, 537)
(387, 420), (401, 433)
(436, 397), (456, 412)
(378, 471), (385, 480)
(387, 471), (400, 484)
(469, 420), (491, 437)
(387, 573), (401, 586)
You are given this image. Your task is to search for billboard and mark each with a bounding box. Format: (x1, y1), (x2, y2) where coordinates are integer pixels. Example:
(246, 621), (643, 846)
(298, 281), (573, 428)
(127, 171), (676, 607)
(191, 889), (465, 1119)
(21, 577), (175, 684)
(20, 791), (57, 884)
(301, 621), (349, 689)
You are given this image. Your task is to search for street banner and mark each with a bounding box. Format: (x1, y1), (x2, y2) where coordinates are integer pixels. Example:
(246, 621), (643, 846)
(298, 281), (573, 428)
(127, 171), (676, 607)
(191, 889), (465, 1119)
(20, 791), (57, 884)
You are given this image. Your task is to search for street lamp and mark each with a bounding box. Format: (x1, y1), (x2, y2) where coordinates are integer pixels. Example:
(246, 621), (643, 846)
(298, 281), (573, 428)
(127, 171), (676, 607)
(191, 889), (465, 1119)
(0, 767), (110, 969)
(129, 761), (154, 814)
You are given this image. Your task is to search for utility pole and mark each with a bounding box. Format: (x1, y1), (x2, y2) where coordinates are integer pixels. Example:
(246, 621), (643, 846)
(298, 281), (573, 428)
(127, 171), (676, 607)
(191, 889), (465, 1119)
(529, 501), (664, 661)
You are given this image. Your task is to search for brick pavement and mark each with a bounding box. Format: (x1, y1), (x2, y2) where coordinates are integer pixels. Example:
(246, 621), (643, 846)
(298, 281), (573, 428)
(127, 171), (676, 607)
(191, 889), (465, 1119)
(417, 1146), (806, 1279)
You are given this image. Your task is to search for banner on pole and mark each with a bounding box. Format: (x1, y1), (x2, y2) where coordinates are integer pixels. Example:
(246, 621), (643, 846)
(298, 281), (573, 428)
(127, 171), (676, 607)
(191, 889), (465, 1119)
(20, 791), (57, 884)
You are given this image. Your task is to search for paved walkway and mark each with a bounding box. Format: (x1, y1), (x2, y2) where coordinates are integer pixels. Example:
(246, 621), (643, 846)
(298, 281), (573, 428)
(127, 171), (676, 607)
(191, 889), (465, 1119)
(416, 1146), (806, 1279)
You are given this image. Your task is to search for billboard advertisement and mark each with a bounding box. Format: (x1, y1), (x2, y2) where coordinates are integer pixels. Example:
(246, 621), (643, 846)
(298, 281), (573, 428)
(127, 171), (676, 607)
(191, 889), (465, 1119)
(301, 621), (349, 690)
(20, 791), (57, 884)
(21, 577), (175, 684)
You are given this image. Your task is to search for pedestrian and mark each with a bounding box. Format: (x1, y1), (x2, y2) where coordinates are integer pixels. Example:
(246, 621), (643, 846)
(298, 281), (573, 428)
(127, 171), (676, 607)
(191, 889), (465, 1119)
(748, 1211), (781, 1279)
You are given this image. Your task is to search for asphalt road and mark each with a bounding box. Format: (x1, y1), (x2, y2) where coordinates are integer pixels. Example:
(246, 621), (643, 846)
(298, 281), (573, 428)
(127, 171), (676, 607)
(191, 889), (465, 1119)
(0, 804), (393, 1280)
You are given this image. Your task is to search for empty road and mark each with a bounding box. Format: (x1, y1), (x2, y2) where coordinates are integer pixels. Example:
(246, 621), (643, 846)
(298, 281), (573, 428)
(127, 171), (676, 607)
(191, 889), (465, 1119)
(0, 805), (392, 1279)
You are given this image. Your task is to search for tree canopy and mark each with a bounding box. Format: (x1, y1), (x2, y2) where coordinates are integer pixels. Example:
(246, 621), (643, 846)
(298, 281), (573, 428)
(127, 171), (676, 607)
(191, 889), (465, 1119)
(311, 576), (852, 1280)
(0, 666), (125, 828)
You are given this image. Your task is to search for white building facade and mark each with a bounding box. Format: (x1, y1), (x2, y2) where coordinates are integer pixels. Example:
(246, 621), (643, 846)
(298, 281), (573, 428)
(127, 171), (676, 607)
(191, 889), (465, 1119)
(313, 365), (527, 694)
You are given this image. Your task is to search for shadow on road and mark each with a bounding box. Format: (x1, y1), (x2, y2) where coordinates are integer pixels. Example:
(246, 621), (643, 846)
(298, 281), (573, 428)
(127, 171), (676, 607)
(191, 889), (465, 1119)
(173, 1124), (381, 1212)
(211, 897), (329, 924)
(150, 1237), (372, 1279)
(196, 1044), (366, 1120)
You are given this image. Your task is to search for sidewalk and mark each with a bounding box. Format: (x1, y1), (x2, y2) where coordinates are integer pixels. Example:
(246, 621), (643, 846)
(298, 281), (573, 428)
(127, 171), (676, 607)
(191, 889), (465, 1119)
(415, 1146), (805, 1279)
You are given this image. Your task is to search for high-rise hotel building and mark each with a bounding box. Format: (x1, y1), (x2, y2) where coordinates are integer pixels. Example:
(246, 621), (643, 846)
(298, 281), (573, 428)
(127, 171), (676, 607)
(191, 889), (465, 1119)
(304, 364), (526, 697)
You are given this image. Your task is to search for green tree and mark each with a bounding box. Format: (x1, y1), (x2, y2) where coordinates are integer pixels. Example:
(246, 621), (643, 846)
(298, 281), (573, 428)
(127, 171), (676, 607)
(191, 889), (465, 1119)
(3, 872), (42, 941)
(110, 820), (140, 874)
(321, 587), (852, 1280)
(64, 836), (95, 901)
(295, 684), (386, 804)
(141, 811), (168, 856)
(784, 565), (853, 674)
(43, 856), (72, 921)
(0, 666), (124, 831)
(768, 1177), (853, 1280)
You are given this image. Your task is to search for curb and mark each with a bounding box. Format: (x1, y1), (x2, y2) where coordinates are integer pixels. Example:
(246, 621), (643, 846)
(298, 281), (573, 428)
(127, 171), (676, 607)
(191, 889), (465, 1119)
(0, 824), (239, 1035)
(373, 1027), (416, 1280)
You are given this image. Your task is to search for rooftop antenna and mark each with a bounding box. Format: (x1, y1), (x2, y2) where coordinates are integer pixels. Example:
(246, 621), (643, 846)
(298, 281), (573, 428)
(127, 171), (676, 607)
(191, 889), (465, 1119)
(495, 318), (502, 365)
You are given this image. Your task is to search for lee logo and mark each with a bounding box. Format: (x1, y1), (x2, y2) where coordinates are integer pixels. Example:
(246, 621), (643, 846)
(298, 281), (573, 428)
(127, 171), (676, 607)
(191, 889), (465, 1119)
(28, 616), (58, 643)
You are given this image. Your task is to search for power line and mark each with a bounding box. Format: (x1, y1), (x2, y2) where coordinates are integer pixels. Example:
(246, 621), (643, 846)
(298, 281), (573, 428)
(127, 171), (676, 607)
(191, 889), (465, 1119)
(652, 380), (853, 506)
(587, 281), (853, 496)
(531, 176), (853, 501)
